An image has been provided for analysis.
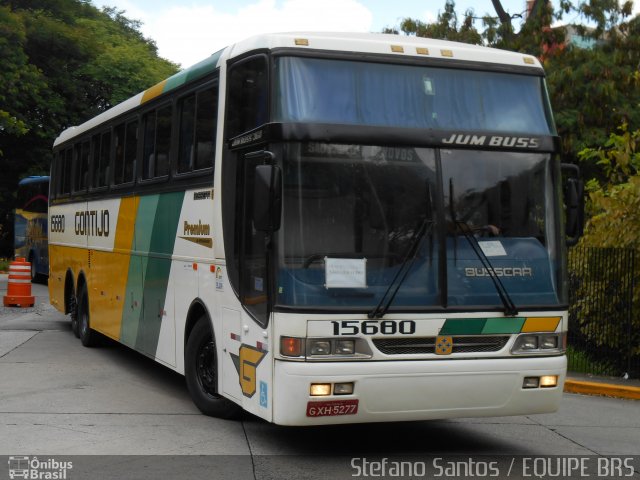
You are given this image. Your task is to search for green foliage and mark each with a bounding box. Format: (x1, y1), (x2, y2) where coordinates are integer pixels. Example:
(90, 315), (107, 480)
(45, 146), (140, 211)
(390, 1), (483, 45)
(0, 0), (179, 255)
(579, 123), (640, 247)
(570, 126), (640, 359)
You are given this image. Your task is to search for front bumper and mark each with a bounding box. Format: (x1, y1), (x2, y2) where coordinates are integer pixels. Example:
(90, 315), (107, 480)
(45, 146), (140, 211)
(273, 355), (566, 426)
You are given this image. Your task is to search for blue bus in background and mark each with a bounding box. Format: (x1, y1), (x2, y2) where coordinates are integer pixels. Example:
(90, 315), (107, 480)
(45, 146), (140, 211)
(15, 176), (49, 282)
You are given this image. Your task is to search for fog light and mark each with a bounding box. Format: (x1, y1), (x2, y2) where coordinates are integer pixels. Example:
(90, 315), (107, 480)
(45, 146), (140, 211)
(309, 340), (331, 356)
(310, 383), (331, 396)
(281, 337), (304, 357)
(523, 377), (540, 389)
(335, 340), (355, 355)
(333, 382), (354, 395)
(540, 375), (558, 388)
(540, 335), (558, 349)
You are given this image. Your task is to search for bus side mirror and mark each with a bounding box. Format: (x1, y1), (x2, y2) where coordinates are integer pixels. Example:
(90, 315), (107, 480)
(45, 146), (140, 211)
(253, 164), (282, 233)
(561, 163), (584, 246)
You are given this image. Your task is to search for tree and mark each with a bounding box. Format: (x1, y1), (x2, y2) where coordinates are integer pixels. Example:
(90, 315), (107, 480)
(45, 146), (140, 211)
(0, 0), (179, 255)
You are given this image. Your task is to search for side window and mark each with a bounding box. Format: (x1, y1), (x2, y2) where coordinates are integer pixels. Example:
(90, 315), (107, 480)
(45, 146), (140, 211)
(91, 131), (111, 189)
(142, 104), (172, 180)
(60, 148), (72, 195)
(195, 87), (217, 170)
(227, 56), (268, 138)
(115, 120), (138, 185)
(178, 94), (196, 173)
(178, 84), (217, 173)
(75, 140), (89, 192)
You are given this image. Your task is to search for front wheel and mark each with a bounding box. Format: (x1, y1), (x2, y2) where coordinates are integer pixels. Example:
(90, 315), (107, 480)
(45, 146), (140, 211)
(185, 317), (241, 418)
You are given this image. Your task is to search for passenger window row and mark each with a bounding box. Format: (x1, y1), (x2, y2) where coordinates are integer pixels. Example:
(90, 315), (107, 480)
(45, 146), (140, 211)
(52, 81), (218, 199)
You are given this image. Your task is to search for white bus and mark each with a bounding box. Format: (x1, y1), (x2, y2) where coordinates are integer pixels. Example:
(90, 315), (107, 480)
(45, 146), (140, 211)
(49, 32), (582, 425)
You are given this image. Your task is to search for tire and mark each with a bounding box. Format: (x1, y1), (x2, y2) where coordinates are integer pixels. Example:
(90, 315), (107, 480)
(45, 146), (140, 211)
(185, 317), (241, 418)
(77, 284), (97, 347)
(69, 289), (79, 338)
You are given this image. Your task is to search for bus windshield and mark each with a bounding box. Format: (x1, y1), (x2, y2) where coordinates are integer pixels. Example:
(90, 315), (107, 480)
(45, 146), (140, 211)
(274, 57), (556, 135)
(275, 143), (563, 311)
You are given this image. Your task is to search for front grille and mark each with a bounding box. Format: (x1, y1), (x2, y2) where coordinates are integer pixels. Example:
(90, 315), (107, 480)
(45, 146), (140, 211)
(373, 336), (510, 355)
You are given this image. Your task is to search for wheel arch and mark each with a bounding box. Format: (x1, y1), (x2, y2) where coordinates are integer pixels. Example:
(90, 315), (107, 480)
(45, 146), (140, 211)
(183, 298), (213, 350)
(63, 268), (76, 315)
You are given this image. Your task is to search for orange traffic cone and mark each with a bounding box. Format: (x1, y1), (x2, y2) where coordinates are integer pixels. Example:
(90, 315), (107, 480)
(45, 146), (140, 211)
(3, 257), (35, 307)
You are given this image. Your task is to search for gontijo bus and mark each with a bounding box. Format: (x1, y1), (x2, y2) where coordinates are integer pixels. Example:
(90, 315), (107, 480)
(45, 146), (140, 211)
(49, 32), (582, 425)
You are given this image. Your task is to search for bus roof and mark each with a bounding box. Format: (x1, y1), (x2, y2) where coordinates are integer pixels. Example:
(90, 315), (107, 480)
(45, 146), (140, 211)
(53, 32), (543, 148)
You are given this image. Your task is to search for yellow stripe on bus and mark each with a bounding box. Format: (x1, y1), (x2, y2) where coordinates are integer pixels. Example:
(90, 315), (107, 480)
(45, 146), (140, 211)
(89, 197), (138, 341)
(521, 317), (561, 333)
(141, 80), (167, 104)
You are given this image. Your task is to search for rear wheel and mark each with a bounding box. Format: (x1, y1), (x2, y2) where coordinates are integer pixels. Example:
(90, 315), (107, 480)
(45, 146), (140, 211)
(68, 289), (79, 338)
(185, 317), (241, 418)
(77, 284), (97, 347)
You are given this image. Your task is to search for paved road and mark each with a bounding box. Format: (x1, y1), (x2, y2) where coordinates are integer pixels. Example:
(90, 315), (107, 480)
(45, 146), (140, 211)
(1, 279), (639, 479)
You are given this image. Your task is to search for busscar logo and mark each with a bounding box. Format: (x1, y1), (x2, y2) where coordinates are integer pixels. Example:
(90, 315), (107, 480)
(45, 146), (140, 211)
(465, 267), (533, 277)
(442, 133), (540, 149)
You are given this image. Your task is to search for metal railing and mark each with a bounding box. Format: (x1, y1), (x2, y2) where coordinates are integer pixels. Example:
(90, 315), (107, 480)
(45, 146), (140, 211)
(568, 247), (639, 378)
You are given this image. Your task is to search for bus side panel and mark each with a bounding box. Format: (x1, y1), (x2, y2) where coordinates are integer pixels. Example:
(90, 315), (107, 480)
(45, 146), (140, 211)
(117, 192), (184, 367)
(171, 186), (216, 375)
(48, 201), (88, 313)
(137, 192), (184, 366)
(85, 197), (138, 340)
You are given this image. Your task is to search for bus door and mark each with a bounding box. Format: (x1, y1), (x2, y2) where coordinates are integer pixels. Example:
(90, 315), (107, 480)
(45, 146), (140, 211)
(221, 54), (273, 420)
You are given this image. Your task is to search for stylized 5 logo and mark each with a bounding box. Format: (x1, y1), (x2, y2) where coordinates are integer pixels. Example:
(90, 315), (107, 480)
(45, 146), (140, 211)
(231, 344), (267, 398)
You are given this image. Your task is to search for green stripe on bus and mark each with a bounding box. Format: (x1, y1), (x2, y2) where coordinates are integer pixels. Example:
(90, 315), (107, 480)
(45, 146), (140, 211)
(163, 52), (221, 93)
(134, 191), (185, 356)
(481, 317), (525, 334)
(120, 195), (160, 346)
(439, 318), (487, 335)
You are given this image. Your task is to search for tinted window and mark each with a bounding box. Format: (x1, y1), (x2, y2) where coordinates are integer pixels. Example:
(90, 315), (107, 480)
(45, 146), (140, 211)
(114, 120), (138, 185)
(178, 85), (217, 173)
(143, 105), (172, 179)
(227, 57), (268, 138)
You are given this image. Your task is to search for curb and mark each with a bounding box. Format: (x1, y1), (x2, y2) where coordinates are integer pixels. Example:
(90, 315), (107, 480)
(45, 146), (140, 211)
(564, 379), (640, 400)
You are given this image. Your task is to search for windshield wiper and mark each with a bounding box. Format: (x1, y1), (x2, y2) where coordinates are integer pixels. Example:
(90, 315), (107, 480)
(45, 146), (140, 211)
(456, 222), (519, 316)
(448, 179), (518, 316)
(368, 219), (433, 319)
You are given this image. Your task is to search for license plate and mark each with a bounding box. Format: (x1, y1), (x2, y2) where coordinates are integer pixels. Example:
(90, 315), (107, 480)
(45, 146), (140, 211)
(306, 399), (359, 417)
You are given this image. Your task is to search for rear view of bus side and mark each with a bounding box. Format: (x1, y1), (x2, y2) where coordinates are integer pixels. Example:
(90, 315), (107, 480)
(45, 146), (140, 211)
(49, 33), (580, 426)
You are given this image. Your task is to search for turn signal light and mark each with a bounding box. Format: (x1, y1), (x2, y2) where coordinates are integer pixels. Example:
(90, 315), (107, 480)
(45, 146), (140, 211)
(281, 336), (304, 357)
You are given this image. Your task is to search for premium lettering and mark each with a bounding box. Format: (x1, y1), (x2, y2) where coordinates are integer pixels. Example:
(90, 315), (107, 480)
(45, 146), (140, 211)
(184, 220), (210, 236)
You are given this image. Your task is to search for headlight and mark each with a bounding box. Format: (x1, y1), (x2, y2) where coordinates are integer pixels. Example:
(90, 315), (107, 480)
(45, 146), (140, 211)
(511, 333), (565, 355)
(309, 340), (331, 356)
(279, 338), (372, 360)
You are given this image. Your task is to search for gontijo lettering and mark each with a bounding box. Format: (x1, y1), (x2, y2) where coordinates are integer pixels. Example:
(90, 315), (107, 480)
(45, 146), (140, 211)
(75, 210), (109, 237)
